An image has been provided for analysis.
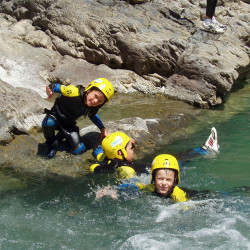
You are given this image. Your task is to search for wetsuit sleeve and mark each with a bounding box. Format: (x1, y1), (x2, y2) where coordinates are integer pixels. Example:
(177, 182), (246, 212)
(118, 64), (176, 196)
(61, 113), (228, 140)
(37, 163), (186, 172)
(89, 162), (111, 173)
(88, 113), (105, 130)
(117, 183), (140, 191)
(47, 83), (62, 93)
(60, 85), (80, 97)
(116, 166), (137, 179)
(116, 182), (154, 192)
(171, 186), (188, 202)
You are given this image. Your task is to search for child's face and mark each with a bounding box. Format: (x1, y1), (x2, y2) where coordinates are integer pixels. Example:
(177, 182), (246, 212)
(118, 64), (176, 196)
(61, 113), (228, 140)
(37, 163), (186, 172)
(154, 169), (175, 195)
(125, 139), (135, 163)
(85, 90), (105, 107)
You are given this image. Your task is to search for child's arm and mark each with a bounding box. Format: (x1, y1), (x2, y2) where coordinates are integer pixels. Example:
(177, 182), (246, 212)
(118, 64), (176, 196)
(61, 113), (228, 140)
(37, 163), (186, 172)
(88, 113), (105, 130)
(88, 114), (109, 140)
(46, 83), (62, 99)
(171, 186), (189, 202)
(116, 182), (154, 192)
(46, 83), (80, 98)
(95, 182), (146, 200)
(89, 162), (112, 173)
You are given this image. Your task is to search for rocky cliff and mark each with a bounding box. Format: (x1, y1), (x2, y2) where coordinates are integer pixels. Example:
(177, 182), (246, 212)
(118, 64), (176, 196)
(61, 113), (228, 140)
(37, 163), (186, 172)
(0, 0), (249, 142)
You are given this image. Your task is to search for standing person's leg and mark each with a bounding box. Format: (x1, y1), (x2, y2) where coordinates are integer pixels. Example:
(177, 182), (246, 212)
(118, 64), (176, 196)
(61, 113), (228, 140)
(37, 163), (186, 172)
(206, 0), (218, 19)
(201, 0), (226, 34)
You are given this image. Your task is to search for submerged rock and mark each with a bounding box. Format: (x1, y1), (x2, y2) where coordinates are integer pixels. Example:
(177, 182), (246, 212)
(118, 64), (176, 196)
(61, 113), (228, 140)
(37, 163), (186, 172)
(0, 94), (199, 180)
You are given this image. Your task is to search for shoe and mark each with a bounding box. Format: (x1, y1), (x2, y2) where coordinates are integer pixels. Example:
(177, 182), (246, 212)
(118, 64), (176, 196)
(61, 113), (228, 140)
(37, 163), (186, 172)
(212, 17), (227, 30)
(47, 140), (58, 158)
(203, 127), (220, 152)
(201, 20), (225, 34)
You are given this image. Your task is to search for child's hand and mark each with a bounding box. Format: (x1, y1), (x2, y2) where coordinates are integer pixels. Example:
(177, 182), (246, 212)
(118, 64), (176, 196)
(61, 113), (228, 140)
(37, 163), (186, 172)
(96, 186), (118, 200)
(46, 86), (53, 99)
(100, 128), (110, 140)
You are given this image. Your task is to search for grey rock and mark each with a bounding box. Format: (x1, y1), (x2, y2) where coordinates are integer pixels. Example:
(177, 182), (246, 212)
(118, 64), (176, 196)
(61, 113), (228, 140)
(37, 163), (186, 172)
(0, 0), (248, 108)
(0, 79), (51, 143)
(0, 0), (249, 178)
(0, 113), (195, 180)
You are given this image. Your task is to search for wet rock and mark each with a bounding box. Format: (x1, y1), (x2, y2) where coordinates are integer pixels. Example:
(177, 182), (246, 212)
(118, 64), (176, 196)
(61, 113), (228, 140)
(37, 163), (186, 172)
(0, 115), (190, 180)
(0, 94), (199, 180)
(0, 0), (249, 178)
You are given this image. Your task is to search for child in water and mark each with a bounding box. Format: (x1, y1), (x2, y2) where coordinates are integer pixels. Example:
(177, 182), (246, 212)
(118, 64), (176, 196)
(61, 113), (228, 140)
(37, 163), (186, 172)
(91, 128), (219, 201)
(42, 78), (114, 158)
(137, 154), (188, 202)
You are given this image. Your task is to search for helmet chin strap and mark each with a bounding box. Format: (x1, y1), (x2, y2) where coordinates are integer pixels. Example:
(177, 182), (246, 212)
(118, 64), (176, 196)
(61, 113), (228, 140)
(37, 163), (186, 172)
(118, 149), (127, 161)
(172, 176), (178, 191)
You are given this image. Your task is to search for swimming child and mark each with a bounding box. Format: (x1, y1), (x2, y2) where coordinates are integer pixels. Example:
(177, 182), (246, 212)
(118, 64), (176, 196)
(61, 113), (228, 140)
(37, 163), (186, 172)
(139, 154), (188, 202)
(92, 127), (219, 201)
(42, 78), (114, 158)
(90, 131), (138, 179)
(91, 127), (219, 176)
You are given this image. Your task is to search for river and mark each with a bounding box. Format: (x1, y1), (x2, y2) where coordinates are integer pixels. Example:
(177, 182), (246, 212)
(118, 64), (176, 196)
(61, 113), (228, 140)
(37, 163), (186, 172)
(0, 81), (249, 249)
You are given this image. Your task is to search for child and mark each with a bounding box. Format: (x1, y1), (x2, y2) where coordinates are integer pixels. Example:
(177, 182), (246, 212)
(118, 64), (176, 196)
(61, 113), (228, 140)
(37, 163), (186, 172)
(90, 131), (138, 179)
(42, 78), (114, 158)
(92, 128), (220, 202)
(91, 127), (219, 175)
(139, 154), (188, 202)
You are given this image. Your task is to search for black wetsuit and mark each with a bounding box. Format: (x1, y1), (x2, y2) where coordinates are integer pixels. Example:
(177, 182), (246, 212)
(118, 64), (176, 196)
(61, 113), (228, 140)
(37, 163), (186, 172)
(42, 84), (104, 154)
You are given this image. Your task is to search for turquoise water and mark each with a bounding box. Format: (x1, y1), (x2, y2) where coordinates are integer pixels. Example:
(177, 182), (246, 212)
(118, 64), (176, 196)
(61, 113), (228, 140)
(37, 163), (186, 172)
(0, 82), (249, 249)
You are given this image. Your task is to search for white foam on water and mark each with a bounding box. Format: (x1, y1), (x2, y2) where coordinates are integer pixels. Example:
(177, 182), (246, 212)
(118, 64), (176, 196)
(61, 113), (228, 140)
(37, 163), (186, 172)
(138, 198), (250, 249)
(155, 202), (183, 222)
(120, 233), (181, 250)
(119, 211), (250, 249)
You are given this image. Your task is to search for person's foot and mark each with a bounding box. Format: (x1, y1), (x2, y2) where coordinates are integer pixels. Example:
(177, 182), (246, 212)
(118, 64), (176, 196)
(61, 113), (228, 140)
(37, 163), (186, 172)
(47, 140), (58, 158)
(201, 19), (225, 34)
(203, 127), (220, 152)
(212, 17), (227, 30)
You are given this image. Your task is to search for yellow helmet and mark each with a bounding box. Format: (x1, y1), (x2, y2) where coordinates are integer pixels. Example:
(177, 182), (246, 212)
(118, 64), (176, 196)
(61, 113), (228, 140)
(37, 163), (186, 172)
(85, 78), (114, 102)
(151, 154), (180, 184)
(101, 132), (131, 160)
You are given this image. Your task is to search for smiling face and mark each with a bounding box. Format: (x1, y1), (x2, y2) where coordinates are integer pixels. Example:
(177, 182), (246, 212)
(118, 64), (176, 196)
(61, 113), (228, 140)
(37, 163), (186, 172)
(85, 89), (106, 107)
(154, 169), (175, 195)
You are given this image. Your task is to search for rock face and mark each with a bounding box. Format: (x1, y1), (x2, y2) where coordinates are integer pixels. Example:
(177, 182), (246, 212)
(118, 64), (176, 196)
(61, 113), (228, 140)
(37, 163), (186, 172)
(0, 0), (249, 142)
(0, 79), (52, 143)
